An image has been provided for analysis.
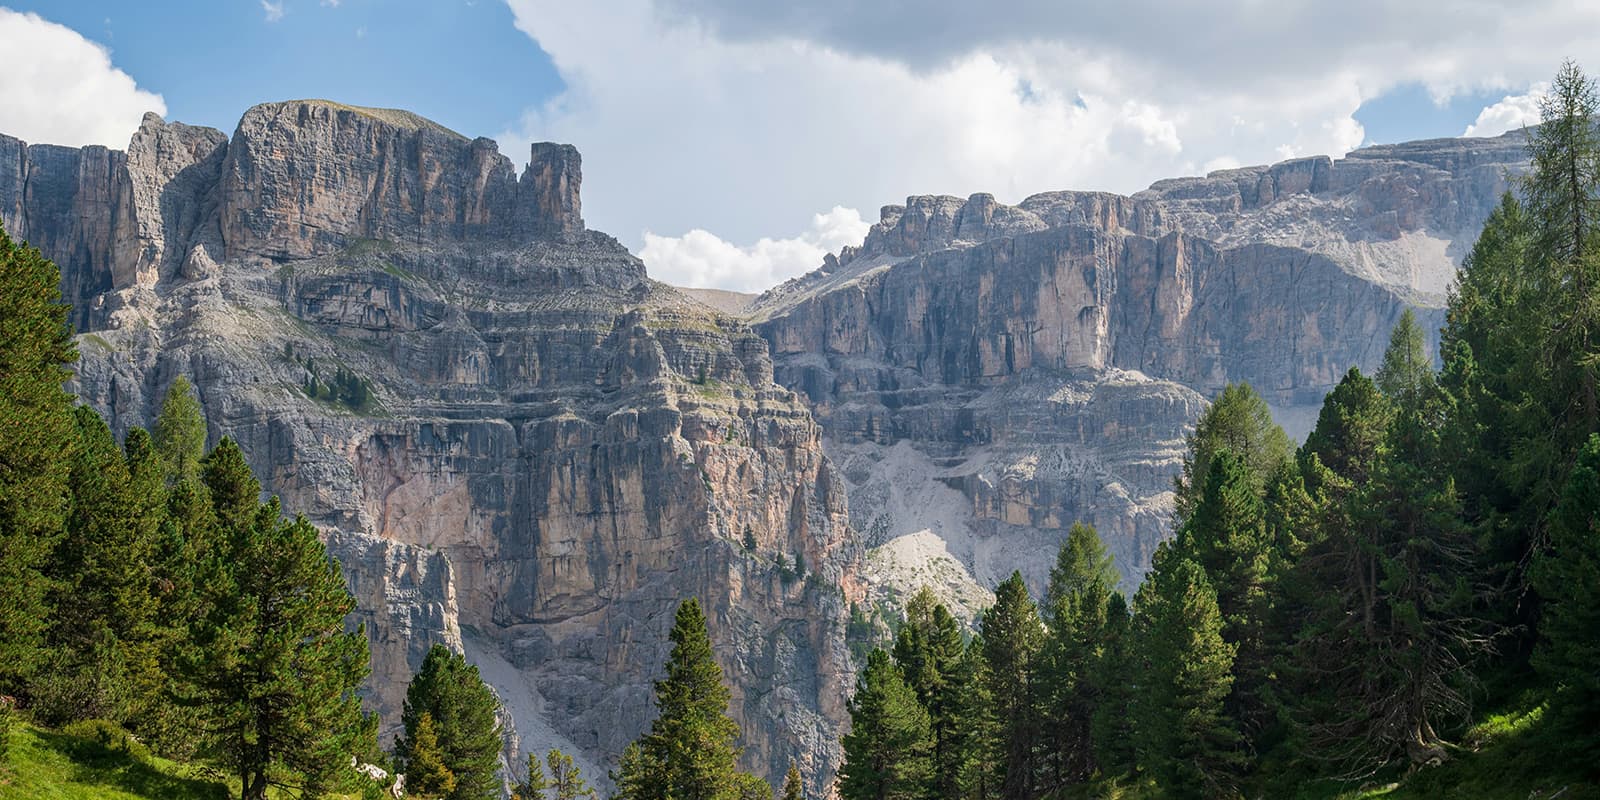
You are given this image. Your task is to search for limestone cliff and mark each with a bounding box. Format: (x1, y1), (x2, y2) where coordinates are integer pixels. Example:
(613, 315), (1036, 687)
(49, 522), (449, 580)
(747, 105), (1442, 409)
(751, 132), (1526, 591)
(4, 100), (857, 793)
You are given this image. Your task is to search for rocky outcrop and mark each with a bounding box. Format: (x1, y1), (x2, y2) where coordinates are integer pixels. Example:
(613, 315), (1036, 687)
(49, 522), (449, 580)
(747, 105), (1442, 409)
(752, 131), (1527, 590)
(12, 100), (856, 795)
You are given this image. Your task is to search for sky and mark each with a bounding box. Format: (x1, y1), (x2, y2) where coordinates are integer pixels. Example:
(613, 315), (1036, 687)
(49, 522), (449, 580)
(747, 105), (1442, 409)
(1, 2), (1593, 291)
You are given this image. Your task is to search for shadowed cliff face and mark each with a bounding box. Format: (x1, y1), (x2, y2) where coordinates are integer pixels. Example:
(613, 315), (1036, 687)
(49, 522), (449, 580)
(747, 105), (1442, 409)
(3, 100), (858, 794)
(751, 132), (1525, 592)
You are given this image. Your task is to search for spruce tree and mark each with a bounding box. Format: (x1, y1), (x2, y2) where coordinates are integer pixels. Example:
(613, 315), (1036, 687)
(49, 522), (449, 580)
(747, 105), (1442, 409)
(1131, 550), (1242, 799)
(154, 375), (207, 484)
(1174, 383), (1293, 525)
(408, 712), (459, 800)
(1530, 434), (1600, 756)
(399, 644), (504, 800)
(979, 572), (1044, 799)
(616, 598), (745, 800)
(781, 762), (804, 800)
(182, 454), (370, 800)
(1037, 523), (1118, 787)
(0, 225), (78, 693)
(838, 649), (933, 800)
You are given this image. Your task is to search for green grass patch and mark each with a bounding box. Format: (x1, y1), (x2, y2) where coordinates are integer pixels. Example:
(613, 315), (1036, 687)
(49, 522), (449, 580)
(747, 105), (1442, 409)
(0, 722), (227, 800)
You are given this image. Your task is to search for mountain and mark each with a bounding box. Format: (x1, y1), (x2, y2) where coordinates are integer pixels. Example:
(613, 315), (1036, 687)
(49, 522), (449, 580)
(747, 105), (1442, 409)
(1, 99), (1529, 788)
(1, 101), (859, 792)
(749, 132), (1525, 591)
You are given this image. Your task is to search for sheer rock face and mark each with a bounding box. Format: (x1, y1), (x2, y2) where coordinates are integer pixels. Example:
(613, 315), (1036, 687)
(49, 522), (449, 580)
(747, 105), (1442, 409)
(9, 101), (855, 794)
(752, 131), (1526, 590)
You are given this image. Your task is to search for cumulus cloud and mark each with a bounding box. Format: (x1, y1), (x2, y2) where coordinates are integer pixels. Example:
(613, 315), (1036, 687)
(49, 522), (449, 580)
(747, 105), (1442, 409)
(1465, 83), (1548, 137)
(497, 0), (1600, 290)
(640, 206), (869, 290)
(261, 0), (285, 22)
(0, 8), (165, 148)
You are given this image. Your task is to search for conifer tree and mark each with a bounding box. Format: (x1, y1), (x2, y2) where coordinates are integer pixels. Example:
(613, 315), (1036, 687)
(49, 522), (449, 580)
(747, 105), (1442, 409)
(400, 644), (504, 800)
(1530, 434), (1600, 756)
(1178, 450), (1275, 738)
(1286, 320), (1482, 775)
(1131, 550), (1242, 798)
(616, 598), (745, 800)
(1037, 523), (1118, 787)
(953, 635), (1001, 800)
(781, 762), (804, 800)
(154, 375), (207, 484)
(889, 588), (966, 800)
(408, 712), (459, 800)
(1088, 592), (1135, 776)
(0, 226), (78, 693)
(513, 750), (549, 800)
(549, 748), (597, 800)
(979, 572), (1044, 799)
(36, 407), (153, 724)
(838, 649), (933, 800)
(183, 450), (370, 800)
(1174, 383), (1293, 525)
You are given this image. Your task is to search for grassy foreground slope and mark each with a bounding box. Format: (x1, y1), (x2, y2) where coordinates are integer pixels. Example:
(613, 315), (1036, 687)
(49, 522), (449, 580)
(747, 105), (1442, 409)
(0, 723), (226, 800)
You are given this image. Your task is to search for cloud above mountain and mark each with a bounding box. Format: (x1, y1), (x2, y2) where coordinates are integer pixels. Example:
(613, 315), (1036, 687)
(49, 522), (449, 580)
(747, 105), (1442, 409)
(0, 7), (165, 148)
(498, 0), (1594, 289)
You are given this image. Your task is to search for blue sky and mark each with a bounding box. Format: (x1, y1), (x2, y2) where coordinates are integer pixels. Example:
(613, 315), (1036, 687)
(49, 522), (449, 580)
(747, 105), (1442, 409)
(1, 1), (1587, 290)
(5, 0), (563, 140)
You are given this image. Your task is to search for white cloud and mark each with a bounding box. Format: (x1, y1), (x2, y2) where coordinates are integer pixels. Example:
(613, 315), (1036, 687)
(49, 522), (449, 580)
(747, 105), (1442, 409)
(261, 0), (285, 22)
(496, 0), (1600, 290)
(640, 206), (868, 291)
(1465, 83), (1548, 137)
(0, 8), (165, 148)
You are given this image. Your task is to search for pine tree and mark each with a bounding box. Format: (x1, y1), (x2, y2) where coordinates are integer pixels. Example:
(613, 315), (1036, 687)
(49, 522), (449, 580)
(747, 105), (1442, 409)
(979, 572), (1044, 799)
(1088, 592), (1135, 775)
(615, 598), (744, 800)
(399, 644), (504, 800)
(1174, 383), (1293, 525)
(838, 649), (933, 800)
(408, 712), (459, 800)
(513, 750), (549, 800)
(1286, 320), (1482, 776)
(153, 376), (207, 484)
(1037, 523), (1118, 787)
(0, 225), (78, 693)
(889, 588), (966, 800)
(1131, 550), (1242, 799)
(781, 762), (804, 800)
(1530, 434), (1600, 756)
(1178, 450), (1275, 739)
(181, 467), (370, 800)
(549, 749), (596, 800)
(953, 635), (1001, 800)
